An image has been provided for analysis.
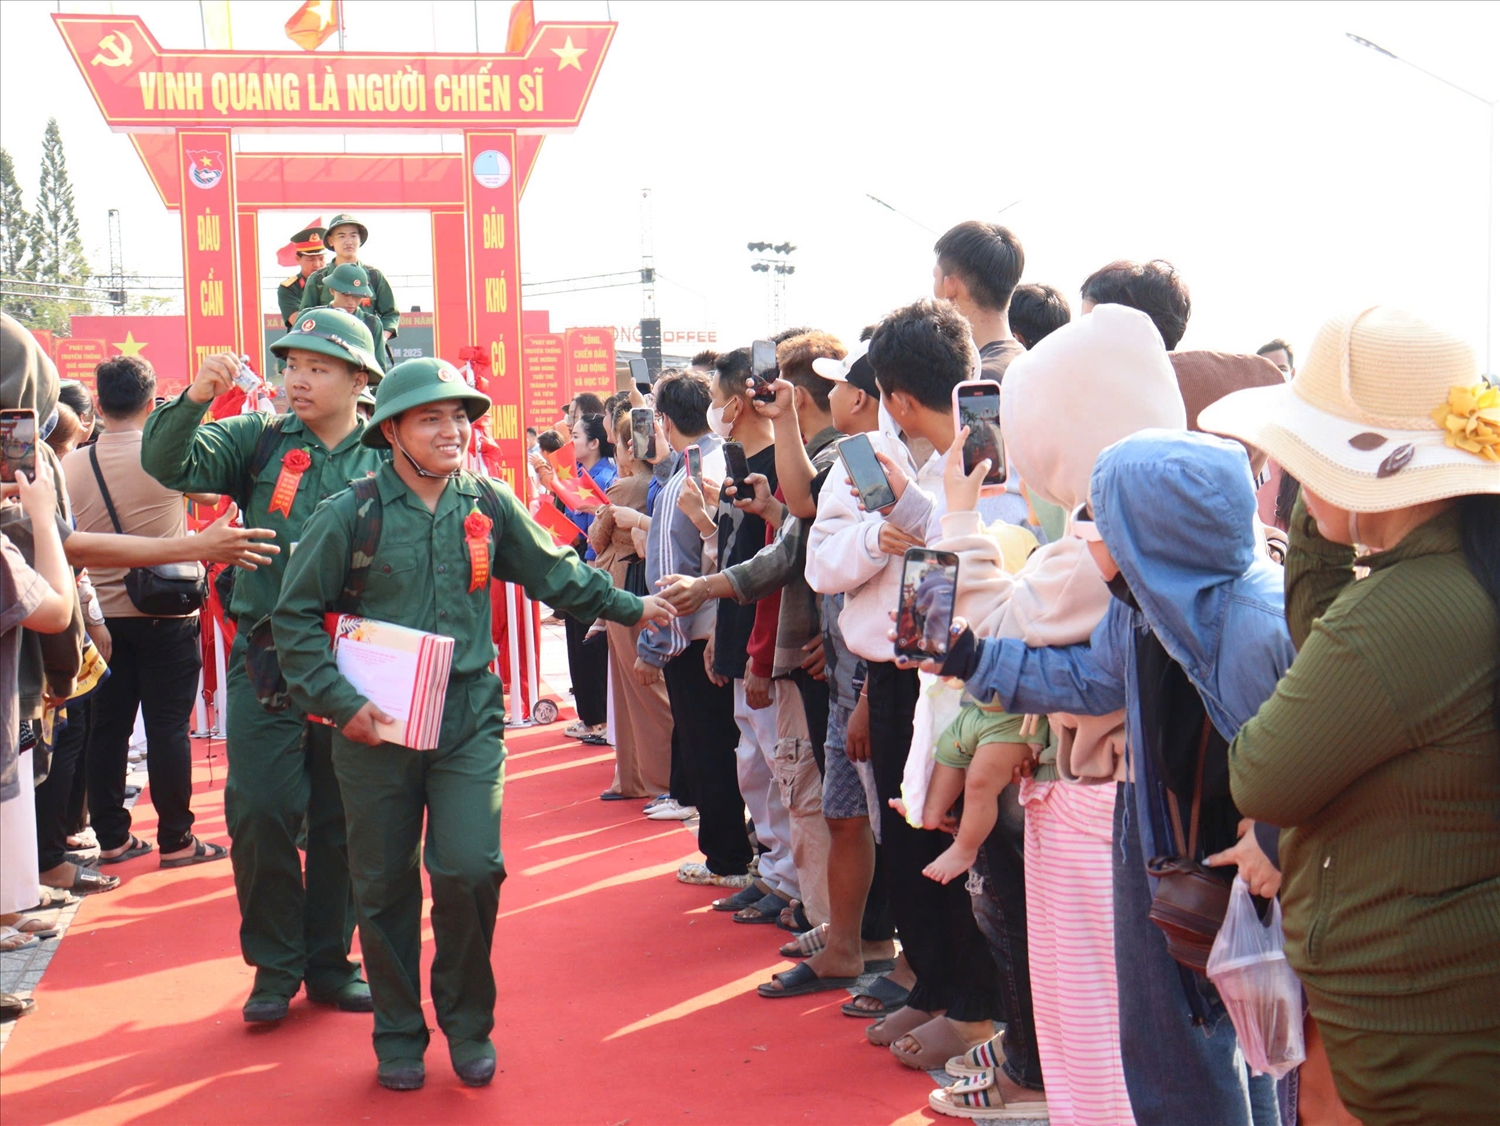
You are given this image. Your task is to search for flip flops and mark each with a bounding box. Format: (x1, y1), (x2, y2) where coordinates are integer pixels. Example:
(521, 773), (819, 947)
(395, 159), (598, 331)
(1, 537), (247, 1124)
(160, 838), (229, 869)
(756, 961), (859, 998)
(0, 926), (39, 953)
(928, 1070), (1050, 1120)
(889, 1015), (991, 1071)
(841, 973), (910, 1018)
(97, 833), (153, 865)
(29, 887), (80, 910)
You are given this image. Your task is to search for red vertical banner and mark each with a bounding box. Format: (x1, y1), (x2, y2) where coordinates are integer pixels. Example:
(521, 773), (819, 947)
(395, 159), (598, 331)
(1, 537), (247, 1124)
(431, 209), (470, 366)
(522, 333), (567, 430)
(177, 131), (240, 371)
(236, 210), (260, 376)
(463, 132), (524, 492)
(566, 327), (616, 400)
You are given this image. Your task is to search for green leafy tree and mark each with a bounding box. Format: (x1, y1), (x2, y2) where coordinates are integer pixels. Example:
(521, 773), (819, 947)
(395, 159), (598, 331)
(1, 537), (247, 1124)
(24, 120), (93, 331)
(0, 146), (34, 320)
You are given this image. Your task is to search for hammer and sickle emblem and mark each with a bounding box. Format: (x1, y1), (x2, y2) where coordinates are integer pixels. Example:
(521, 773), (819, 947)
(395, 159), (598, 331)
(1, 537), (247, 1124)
(91, 31), (133, 68)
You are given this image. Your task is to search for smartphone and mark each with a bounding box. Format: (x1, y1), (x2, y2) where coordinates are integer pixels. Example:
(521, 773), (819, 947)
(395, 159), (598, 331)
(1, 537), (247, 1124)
(837, 432), (896, 512)
(722, 440), (750, 498)
(894, 548), (960, 660)
(628, 357), (651, 394)
(0, 408), (38, 483)
(630, 407), (656, 461)
(953, 380), (1006, 486)
(685, 443), (703, 490)
(750, 339), (778, 402)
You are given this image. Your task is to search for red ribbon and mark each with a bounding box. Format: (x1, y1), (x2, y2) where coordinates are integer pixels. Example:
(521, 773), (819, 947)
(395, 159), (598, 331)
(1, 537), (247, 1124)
(268, 447), (312, 517)
(464, 509), (493, 591)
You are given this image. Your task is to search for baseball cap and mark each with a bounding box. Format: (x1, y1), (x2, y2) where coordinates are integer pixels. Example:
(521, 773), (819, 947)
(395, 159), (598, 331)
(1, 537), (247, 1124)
(811, 340), (878, 396)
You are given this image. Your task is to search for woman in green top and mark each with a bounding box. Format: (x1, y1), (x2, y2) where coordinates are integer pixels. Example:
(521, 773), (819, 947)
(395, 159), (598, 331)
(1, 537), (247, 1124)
(1203, 308), (1500, 1126)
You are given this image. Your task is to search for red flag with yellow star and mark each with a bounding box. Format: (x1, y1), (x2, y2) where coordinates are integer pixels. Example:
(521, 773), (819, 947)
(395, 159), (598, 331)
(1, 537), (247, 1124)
(285, 0), (340, 51)
(505, 0), (535, 53)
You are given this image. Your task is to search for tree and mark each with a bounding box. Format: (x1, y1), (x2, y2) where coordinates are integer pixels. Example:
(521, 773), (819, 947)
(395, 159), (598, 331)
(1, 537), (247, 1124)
(0, 146), (33, 320)
(25, 120), (92, 332)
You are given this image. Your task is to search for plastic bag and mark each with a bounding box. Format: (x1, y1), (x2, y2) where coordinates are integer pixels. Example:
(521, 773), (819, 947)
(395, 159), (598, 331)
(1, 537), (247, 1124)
(898, 673), (964, 827)
(1207, 877), (1306, 1079)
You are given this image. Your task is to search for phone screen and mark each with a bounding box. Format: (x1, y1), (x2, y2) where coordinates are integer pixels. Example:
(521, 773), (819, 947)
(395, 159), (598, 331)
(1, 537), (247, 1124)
(722, 440), (749, 491)
(895, 549), (960, 660)
(629, 357), (650, 391)
(837, 433), (897, 512)
(630, 407), (656, 460)
(0, 409), (37, 484)
(750, 339), (778, 400)
(956, 382), (1006, 485)
(685, 444), (703, 489)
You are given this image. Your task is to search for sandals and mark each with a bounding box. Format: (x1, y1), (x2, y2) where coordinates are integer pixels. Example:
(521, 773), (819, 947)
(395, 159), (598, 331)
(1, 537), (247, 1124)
(928, 1070), (1049, 1120)
(946, 1029), (1006, 1078)
(780, 922), (828, 958)
(97, 833), (153, 865)
(713, 882), (768, 912)
(43, 865), (120, 896)
(1, 993), (37, 1021)
(865, 1004), (932, 1047)
(29, 887), (80, 910)
(777, 900), (812, 932)
(2, 913), (60, 941)
(756, 961), (859, 998)
(160, 837), (229, 869)
(732, 891), (790, 924)
(0, 926), (39, 953)
(889, 1015), (991, 1071)
(841, 974), (910, 1018)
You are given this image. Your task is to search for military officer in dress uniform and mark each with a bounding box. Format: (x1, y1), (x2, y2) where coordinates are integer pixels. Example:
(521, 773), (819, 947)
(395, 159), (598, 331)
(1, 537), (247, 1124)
(298, 212), (400, 344)
(324, 263), (391, 373)
(140, 308), (387, 1025)
(271, 358), (676, 1092)
(277, 223), (327, 329)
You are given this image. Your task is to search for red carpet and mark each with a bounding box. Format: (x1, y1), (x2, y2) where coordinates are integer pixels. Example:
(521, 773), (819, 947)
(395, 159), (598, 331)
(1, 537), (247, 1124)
(0, 717), (937, 1125)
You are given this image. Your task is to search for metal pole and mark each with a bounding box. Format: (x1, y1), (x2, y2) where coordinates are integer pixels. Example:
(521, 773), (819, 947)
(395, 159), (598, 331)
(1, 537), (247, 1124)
(1487, 101), (1495, 377)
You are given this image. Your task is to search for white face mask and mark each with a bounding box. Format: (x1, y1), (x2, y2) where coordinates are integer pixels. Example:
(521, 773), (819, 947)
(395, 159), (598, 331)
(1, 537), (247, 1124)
(706, 400), (735, 438)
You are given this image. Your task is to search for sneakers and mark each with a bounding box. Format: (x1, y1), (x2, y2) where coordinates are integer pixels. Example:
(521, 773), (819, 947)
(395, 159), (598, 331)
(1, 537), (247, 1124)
(677, 862), (755, 889)
(646, 799), (696, 821)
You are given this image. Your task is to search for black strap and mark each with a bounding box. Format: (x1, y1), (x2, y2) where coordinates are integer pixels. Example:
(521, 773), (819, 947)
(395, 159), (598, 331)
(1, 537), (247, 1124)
(87, 444), (125, 535)
(1165, 716), (1213, 860)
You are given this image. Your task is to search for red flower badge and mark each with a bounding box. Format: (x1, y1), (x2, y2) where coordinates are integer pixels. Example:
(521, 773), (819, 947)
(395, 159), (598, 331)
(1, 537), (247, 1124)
(464, 510), (493, 539)
(464, 509), (493, 591)
(283, 448), (313, 472)
(268, 447), (314, 517)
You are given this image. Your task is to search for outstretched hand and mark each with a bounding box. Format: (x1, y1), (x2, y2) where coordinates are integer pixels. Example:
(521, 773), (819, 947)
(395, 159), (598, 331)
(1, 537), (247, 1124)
(636, 594), (678, 628)
(196, 504), (281, 569)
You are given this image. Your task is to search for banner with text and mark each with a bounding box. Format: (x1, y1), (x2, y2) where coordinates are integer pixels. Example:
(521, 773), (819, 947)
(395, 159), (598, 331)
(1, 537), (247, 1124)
(53, 339), (108, 394)
(178, 129), (241, 370)
(522, 333), (567, 430)
(566, 328), (615, 403)
(465, 131), (524, 491)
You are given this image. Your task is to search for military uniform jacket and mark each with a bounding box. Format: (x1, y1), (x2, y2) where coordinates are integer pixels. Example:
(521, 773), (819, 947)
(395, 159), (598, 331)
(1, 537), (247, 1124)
(298, 262), (400, 337)
(278, 274), (311, 328)
(271, 463), (645, 727)
(140, 394), (387, 624)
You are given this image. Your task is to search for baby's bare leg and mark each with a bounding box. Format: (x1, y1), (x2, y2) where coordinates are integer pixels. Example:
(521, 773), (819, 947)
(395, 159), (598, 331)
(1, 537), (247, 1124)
(923, 743), (1030, 884)
(922, 763), (967, 831)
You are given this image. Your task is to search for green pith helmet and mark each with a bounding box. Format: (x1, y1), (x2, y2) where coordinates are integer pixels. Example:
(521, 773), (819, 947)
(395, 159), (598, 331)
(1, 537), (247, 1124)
(270, 307), (384, 383)
(362, 358), (492, 449)
(325, 262), (371, 295)
(324, 212), (369, 246)
(357, 388), (377, 407)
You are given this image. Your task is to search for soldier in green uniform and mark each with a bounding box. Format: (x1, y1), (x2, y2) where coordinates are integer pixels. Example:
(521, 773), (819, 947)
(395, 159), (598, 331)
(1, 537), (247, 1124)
(271, 359), (675, 1092)
(140, 308), (387, 1025)
(298, 213), (399, 344)
(323, 263), (391, 374)
(276, 223), (327, 329)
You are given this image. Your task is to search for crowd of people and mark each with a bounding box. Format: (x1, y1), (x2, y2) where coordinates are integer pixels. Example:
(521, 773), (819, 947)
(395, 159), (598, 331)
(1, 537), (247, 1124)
(1, 212), (1497, 1124)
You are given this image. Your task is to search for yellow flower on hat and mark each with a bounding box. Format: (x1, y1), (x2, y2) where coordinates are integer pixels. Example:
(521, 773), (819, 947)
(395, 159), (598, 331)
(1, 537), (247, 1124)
(1432, 383), (1500, 463)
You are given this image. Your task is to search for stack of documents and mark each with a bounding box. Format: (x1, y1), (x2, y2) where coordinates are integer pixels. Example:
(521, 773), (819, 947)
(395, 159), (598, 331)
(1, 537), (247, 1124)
(319, 613), (454, 750)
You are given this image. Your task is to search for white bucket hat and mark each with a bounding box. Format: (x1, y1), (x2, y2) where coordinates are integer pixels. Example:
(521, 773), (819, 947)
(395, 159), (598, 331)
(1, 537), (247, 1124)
(1199, 307), (1499, 512)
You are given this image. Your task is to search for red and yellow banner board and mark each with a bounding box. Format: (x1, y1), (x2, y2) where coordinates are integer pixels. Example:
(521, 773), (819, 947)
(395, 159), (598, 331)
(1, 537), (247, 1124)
(53, 339), (109, 394)
(68, 316), (191, 397)
(465, 131), (524, 491)
(566, 328), (615, 400)
(178, 130), (241, 370)
(522, 333), (567, 430)
(54, 15), (613, 134)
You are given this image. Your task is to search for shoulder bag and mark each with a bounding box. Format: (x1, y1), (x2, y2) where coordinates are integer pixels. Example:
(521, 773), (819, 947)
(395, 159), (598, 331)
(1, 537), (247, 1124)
(89, 445), (207, 617)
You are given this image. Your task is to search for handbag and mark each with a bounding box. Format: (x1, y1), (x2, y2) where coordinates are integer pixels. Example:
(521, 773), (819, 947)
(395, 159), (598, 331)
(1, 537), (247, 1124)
(89, 445), (207, 617)
(1146, 715), (1232, 972)
(622, 556), (648, 597)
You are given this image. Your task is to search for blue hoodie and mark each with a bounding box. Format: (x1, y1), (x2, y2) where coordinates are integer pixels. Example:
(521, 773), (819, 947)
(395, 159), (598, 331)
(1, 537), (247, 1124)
(962, 429), (1296, 862)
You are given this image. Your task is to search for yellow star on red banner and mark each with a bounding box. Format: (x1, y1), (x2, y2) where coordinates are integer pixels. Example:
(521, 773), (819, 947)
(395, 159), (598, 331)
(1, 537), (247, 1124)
(113, 331), (148, 357)
(550, 35), (585, 70)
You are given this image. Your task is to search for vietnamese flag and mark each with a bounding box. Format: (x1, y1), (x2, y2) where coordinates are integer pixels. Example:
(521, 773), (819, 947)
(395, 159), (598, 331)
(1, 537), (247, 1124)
(505, 0), (535, 53)
(285, 0), (340, 51)
(533, 501), (584, 547)
(545, 444), (576, 480)
(577, 465), (611, 506)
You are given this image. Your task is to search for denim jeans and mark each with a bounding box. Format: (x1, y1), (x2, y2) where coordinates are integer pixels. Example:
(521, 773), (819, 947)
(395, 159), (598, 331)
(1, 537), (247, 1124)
(1114, 782), (1280, 1126)
(968, 781), (1043, 1089)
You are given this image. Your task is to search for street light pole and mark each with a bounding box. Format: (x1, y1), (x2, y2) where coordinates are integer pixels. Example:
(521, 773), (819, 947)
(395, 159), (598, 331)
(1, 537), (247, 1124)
(1347, 32), (1497, 377)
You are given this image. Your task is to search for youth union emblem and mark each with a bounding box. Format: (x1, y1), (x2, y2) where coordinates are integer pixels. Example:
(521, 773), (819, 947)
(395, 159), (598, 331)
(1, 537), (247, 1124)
(471, 149), (511, 190)
(186, 150), (225, 190)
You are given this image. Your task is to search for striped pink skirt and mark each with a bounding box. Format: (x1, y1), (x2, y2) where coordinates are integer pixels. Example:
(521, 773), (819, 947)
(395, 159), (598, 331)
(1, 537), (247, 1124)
(1020, 778), (1135, 1126)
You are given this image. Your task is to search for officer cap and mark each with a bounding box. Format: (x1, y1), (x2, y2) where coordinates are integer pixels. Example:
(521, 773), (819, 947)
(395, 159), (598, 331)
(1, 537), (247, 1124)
(290, 224), (326, 255)
(326, 262), (371, 295)
(362, 358), (492, 448)
(270, 307), (384, 383)
(324, 213), (369, 246)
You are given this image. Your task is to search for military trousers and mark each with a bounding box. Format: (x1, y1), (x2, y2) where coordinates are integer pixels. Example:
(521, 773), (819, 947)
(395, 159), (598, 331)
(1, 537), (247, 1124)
(224, 632), (361, 998)
(331, 673), (507, 1067)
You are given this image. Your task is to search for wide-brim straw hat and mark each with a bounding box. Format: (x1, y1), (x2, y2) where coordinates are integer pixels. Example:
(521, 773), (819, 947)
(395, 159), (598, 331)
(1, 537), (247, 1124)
(1199, 307), (1499, 512)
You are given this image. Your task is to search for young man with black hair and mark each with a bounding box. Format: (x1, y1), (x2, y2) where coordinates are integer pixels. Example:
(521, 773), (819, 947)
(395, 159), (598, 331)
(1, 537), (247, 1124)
(806, 299), (1016, 1075)
(59, 354), (226, 877)
(1080, 259), (1192, 349)
(933, 221), (1025, 384)
(636, 369), (753, 887)
(1009, 283), (1072, 350)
